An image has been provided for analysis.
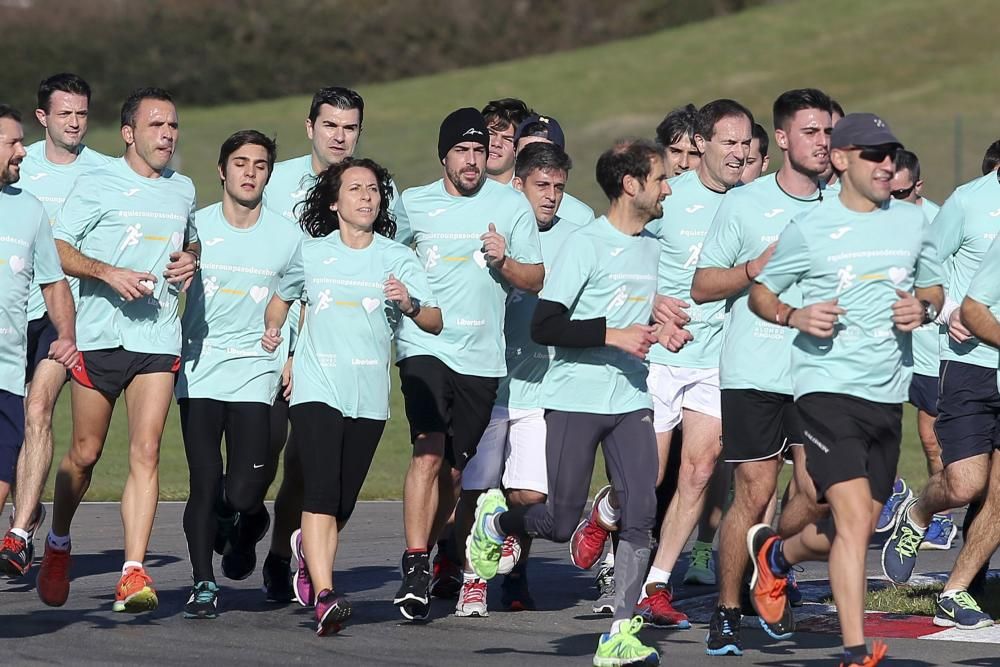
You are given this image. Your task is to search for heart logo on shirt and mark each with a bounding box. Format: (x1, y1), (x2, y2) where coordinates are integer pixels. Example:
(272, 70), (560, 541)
(473, 250), (487, 269)
(888, 267), (909, 285)
(9, 256), (26, 274)
(362, 297), (381, 313)
(169, 232), (184, 250)
(249, 286), (269, 303)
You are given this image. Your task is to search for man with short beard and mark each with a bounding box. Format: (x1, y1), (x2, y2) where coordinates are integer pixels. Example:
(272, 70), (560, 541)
(391, 107), (543, 621)
(482, 98), (533, 185)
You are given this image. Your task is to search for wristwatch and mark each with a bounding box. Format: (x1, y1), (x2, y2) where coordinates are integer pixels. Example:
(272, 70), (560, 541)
(404, 300), (421, 319)
(920, 299), (938, 325)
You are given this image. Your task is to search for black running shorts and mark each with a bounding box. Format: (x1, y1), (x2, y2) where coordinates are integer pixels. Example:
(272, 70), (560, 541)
(721, 388), (800, 463)
(71, 347), (180, 399)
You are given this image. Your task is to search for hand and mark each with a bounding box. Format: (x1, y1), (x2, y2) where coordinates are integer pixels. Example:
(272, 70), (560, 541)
(948, 307), (973, 343)
(281, 357), (293, 400)
(479, 223), (508, 269)
(262, 327), (283, 353)
(746, 242), (777, 279)
(655, 320), (694, 353)
(48, 337), (78, 369)
(606, 323), (659, 359)
(892, 289), (924, 332)
(788, 298), (845, 338)
(653, 294), (690, 326)
(103, 266), (157, 301)
(164, 250), (198, 291)
(384, 273), (412, 314)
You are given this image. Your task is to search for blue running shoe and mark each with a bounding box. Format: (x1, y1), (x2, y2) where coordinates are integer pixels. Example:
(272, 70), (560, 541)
(920, 514), (958, 550)
(881, 498), (925, 584)
(875, 478), (912, 534)
(934, 591), (994, 630)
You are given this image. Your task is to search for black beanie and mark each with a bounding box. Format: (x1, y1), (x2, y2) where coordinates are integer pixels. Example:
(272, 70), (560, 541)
(438, 107), (489, 160)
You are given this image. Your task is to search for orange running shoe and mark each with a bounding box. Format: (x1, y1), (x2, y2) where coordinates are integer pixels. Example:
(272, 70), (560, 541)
(839, 640), (888, 666)
(37, 543), (72, 607)
(114, 565), (158, 613)
(747, 523), (793, 639)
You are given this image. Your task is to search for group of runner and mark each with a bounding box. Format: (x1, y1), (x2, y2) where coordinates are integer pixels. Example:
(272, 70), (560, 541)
(0, 74), (997, 667)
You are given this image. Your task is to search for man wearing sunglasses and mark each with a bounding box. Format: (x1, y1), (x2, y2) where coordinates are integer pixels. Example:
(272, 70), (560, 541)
(747, 113), (945, 666)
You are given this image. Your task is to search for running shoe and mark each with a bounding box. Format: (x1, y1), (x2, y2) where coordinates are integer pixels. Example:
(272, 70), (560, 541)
(683, 541), (716, 585)
(593, 561), (616, 614)
(497, 535), (521, 576)
(113, 565), (158, 613)
(933, 590), (994, 630)
(571, 485), (613, 570)
(290, 528), (314, 607)
(881, 498), (924, 583)
(593, 616), (659, 667)
(786, 569), (803, 607)
(222, 507), (270, 581)
(314, 589), (352, 636)
(183, 580), (219, 619)
(394, 551), (431, 621)
(430, 550), (462, 599)
(262, 552), (294, 602)
(839, 640), (889, 666)
(37, 543), (71, 607)
(500, 572), (535, 611)
(0, 531), (32, 577)
(747, 523), (793, 639)
(875, 478), (912, 534)
(465, 489), (507, 582)
(920, 514), (958, 550)
(214, 510), (239, 556)
(705, 605), (743, 656)
(634, 583), (690, 629)
(455, 577), (489, 617)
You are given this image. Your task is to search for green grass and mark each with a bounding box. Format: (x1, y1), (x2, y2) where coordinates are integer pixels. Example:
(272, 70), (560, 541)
(35, 0), (991, 500)
(850, 580), (1000, 619)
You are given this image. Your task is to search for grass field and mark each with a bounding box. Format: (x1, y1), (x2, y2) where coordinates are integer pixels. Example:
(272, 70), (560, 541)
(31, 0), (995, 501)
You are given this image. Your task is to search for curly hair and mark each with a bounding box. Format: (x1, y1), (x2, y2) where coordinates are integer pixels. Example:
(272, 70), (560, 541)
(296, 157), (396, 239)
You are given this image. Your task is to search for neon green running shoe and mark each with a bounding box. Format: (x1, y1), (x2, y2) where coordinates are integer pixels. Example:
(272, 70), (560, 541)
(593, 616), (660, 666)
(465, 489), (507, 581)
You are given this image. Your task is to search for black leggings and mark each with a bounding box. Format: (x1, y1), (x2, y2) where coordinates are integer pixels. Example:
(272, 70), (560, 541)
(290, 402), (385, 520)
(180, 397), (288, 582)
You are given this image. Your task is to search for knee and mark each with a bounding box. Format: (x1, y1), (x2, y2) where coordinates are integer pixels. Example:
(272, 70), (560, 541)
(946, 471), (984, 506)
(129, 440), (161, 470)
(225, 481), (263, 515)
(24, 397), (54, 434)
(680, 457), (717, 494)
(67, 440), (102, 471)
(547, 511), (577, 543)
(409, 451), (444, 479)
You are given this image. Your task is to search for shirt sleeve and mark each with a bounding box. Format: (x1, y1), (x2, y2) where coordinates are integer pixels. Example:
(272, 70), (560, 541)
(538, 234), (592, 309)
(276, 240), (305, 302)
(925, 188), (964, 268)
(506, 198), (543, 265)
(393, 193), (413, 247)
(756, 221), (810, 295)
(392, 247), (439, 309)
(185, 197), (199, 245)
(697, 196), (743, 269)
(51, 175), (103, 246)
(32, 209), (65, 285)
(914, 218), (947, 289)
(967, 236), (1000, 305)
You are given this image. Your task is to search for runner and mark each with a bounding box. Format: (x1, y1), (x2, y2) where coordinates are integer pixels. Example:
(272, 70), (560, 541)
(748, 113), (944, 665)
(655, 103), (701, 176)
(981, 139), (1000, 174)
(0, 74), (110, 578)
(820, 100), (846, 189)
(261, 157), (441, 635)
(174, 130), (301, 618)
(40, 88), (199, 613)
(455, 141), (576, 617)
(740, 122), (770, 184)
(392, 107), (542, 621)
(466, 138), (680, 667)
(482, 98), (533, 185)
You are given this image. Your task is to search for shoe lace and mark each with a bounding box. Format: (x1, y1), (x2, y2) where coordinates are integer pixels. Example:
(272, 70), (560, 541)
(950, 591), (984, 612)
(581, 520), (608, 552)
(597, 566), (615, 595)
(861, 640), (888, 666)
(893, 525), (923, 559)
(194, 584), (217, 604)
(620, 616), (645, 638)
(122, 567), (152, 591)
(767, 577), (788, 601)
(501, 535), (519, 558)
(1, 533), (23, 554)
(690, 545), (712, 570)
(462, 579), (487, 605)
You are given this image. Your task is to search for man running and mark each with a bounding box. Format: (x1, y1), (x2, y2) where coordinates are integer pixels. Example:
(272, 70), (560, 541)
(482, 98), (533, 185)
(392, 107), (543, 621)
(0, 74), (110, 577)
(741, 123), (770, 184)
(981, 140), (1000, 174)
(748, 113), (944, 666)
(40, 88), (199, 613)
(655, 103), (702, 177)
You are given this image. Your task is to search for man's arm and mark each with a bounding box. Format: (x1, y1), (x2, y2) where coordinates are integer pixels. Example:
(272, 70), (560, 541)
(498, 259), (544, 292)
(39, 279), (78, 368)
(961, 296), (1000, 348)
(749, 282), (844, 338)
(691, 242), (775, 303)
(55, 239), (156, 301)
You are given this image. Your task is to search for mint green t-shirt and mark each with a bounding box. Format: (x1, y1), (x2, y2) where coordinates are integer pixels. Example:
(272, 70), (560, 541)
(557, 192), (595, 227)
(0, 185), (65, 395)
(394, 178), (542, 377)
(965, 234), (1000, 390)
(51, 157), (197, 355)
(928, 173), (1000, 370)
(646, 169), (726, 368)
(498, 218), (578, 409)
(539, 216), (660, 414)
(175, 203), (302, 403)
(758, 196), (945, 403)
(698, 173), (822, 394)
(18, 141), (112, 321)
(909, 198), (943, 377)
(277, 232), (437, 419)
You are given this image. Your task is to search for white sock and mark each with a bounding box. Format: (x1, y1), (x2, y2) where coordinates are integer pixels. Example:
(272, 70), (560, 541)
(610, 619), (626, 635)
(47, 531), (70, 551)
(463, 570), (478, 582)
(10, 528), (30, 540)
(638, 567), (670, 601)
(597, 494), (620, 527)
(122, 560), (143, 575)
(941, 588), (965, 599)
(603, 549), (615, 568)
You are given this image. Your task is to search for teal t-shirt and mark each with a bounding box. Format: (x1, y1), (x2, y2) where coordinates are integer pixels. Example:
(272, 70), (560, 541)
(277, 232), (436, 419)
(539, 216), (660, 414)
(498, 218), (578, 409)
(394, 178), (542, 377)
(18, 141), (112, 321)
(909, 198), (943, 377)
(929, 173), (1000, 369)
(758, 195), (945, 403)
(698, 173), (822, 394)
(175, 203), (302, 403)
(965, 234), (1000, 390)
(646, 169), (726, 368)
(0, 185), (65, 395)
(51, 157), (198, 355)
(556, 192), (595, 227)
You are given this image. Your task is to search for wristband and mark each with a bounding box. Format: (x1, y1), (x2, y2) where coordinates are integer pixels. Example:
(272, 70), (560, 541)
(744, 262), (753, 280)
(783, 307), (798, 327)
(404, 301), (421, 319)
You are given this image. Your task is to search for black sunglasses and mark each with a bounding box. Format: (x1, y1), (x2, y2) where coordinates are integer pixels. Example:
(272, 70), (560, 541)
(857, 145), (900, 163)
(891, 183), (917, 200)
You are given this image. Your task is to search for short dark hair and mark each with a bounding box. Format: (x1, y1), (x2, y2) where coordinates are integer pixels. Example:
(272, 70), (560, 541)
(514, 142), (572, 181)
(772, 88), (832, 131)
(982, 139), (1000, 175)
(830, 99), (845, 118)
(0, 104), (22, 123)
(121, 87), (174, 127)
(308, 86), (364, 125)
(481, 98), (532, 131)
(752, 123), (769, 158)
(596, 138), (664, 201)
(654, 103), (698, 147)
(894, 149), (921, 182)
(297, 157), (396, 240)
(37, 73), (92, 113)
(695, 99), (754, 141)
(217, 130), (278, 185)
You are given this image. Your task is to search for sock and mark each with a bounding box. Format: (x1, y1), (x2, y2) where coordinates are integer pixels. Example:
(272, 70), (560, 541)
(842, 644), (868, 664)
(10, 528), (30, 540)
(609, 618), (627, 635)
(603, 549), (615, 568)
(405, 547), (428, 557)
(941, 588), (966, 599)
(597, 494), (620, 527)
(463, 570), (478, 582)
(47, 531), (70, 551)
(639, 566), (670, 601)
(482, 512), (505, 544)
(122, 560), (143, 575)
(768, 539), (791, 576)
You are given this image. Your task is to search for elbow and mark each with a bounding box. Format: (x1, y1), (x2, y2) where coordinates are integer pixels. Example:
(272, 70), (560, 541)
(747, 284), (765, 319)
(690, 284), (710, 305)
(530, 317), (554, 347)
(425, 308), (444, 335)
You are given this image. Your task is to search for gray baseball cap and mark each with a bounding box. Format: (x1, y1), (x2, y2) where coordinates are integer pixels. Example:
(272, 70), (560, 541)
(831, 112), (903, 149)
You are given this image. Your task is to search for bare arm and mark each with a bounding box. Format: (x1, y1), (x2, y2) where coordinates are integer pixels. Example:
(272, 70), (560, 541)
(55, 239), (157, 301)
(691, 242), (775, 304)
(261, 294), (293, 352)
(961, 296), (1000, 348)
(749, 282), (844, 338)
(39, 279), (78, 368)
(498, 259), (544, 292)
(915, 285), (944, 313)
(412, 306), (443, 335)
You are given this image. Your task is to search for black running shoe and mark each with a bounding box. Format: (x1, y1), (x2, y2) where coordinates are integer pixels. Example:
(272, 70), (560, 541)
(262, 552), (294, 602)
(215, 512), (239, 556)
(394, 551), (431, 620)
(184, 581), (220, 619)
(500, 572), (535, 611)
(0, 531), (32, 577)
(705, 606), (743, 656)
(222, 508), (270, 581)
